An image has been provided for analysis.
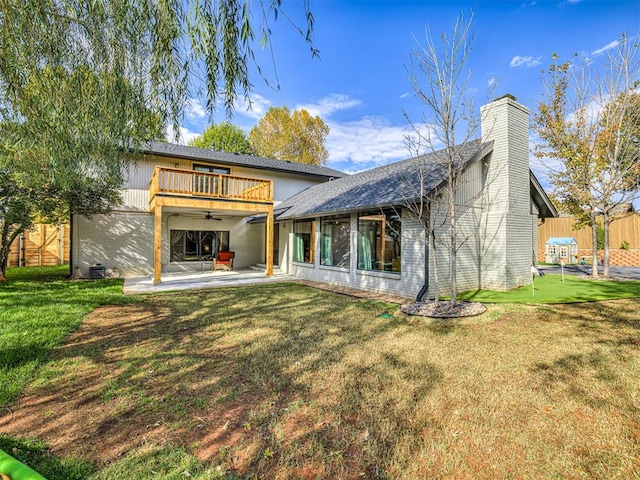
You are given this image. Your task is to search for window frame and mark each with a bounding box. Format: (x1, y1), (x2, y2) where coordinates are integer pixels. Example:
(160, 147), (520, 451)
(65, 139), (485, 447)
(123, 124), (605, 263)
(319, 215), (351, 268)
(293, 219), (316, 264)
(357, 209), (401, 274)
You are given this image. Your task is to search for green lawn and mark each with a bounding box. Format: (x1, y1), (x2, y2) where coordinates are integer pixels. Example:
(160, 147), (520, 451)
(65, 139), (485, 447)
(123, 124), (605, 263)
(458, 273), (640, 303)
(0, 268), (639, 479)
(0, 266), (133, 408)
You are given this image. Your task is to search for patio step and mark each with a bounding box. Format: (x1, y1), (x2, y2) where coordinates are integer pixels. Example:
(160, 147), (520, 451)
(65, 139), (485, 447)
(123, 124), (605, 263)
(249, 263), (283, 274)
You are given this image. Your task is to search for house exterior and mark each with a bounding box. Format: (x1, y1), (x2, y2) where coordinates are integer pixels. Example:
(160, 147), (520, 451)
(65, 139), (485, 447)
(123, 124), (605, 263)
(545, 237), (578, 264)
(71, 143), (344, 282)
(72, 94), (557, 298)
(273, 95), (557, 298)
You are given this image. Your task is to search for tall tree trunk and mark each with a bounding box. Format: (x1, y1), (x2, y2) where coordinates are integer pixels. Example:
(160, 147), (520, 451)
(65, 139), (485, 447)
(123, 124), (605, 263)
(590, 211), (599, 278)
(449, 181), (457, 306)
(432, 228), (440, 305)
(603, 211), (610, 278)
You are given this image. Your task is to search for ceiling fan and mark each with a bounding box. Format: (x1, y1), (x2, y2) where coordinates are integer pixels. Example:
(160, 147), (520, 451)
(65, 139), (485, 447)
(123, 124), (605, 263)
(204, 212), (223, 221)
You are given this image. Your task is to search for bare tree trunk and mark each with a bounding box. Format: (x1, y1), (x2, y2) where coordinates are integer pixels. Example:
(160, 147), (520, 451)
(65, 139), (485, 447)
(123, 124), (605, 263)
(431, 228), (440, 305)
(603, 211), (610, 277)
(590, 211), (599, 278)
(449, 181), (458, 306)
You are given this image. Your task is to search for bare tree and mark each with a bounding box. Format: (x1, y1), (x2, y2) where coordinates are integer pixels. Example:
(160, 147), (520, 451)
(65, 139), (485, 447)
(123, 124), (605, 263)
(535, 34), (640, 277)
(403, 10), (493, 306)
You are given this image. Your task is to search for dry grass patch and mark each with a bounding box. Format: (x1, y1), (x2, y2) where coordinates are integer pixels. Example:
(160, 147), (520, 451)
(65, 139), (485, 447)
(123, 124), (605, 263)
(1, 284), (639, 479)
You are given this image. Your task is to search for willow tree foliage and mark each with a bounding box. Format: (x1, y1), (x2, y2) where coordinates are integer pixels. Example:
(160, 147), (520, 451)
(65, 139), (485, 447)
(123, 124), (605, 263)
(249, 106), (329, 165)
(534, 34), (640, 277)
(189, 122), (252, 153)
(0, 0), (316, 279)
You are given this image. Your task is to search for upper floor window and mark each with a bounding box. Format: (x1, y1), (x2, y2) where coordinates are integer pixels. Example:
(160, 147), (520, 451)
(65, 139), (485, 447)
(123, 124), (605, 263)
(193, 164), (231, 195)
(193, 164), (230, 175)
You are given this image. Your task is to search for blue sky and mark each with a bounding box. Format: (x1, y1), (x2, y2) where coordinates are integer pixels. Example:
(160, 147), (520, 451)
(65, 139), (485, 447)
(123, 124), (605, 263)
(173, 0), (640, 177)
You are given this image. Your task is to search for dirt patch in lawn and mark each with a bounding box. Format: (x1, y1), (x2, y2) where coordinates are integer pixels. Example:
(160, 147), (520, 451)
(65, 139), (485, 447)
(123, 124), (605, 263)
(0, 301), (263, 470)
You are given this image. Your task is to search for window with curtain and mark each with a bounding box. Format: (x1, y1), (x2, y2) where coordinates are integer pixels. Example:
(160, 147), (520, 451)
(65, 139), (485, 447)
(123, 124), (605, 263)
(320, 215), (350, 268)
(169, 230), (230, 262)
(357, 210), (401, 273)
(293, 220), (315, 263)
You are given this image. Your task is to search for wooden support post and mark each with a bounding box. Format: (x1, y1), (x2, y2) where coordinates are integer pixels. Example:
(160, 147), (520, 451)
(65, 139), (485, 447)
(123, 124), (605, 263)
(266, 208), (274, 276)
(153, 205), (163, 284)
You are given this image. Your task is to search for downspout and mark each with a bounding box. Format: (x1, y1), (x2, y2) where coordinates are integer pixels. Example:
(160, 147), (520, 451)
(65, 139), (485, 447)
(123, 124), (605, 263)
(416, 226), (430, 302)
(68, 213), (74, 278)
(416, 205), (430, 302)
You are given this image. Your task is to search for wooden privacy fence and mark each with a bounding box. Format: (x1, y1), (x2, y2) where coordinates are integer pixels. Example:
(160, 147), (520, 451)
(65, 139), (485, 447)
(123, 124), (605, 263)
(538, 214), (640, 250)
(537, 214), (640, 266)
(8, 224), (70, 267)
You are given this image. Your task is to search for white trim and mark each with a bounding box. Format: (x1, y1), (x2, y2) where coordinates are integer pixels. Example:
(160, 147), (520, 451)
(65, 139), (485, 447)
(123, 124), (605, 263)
(293, 261), (315, 269)
(356, 269), (401, 280)
(319, 265), (350, 273)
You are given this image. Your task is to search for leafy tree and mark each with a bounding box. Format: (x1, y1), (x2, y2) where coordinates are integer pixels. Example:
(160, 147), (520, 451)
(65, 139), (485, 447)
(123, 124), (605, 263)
(0, 0), (316, 280)
(534, 35), (640, 277)
(189, 123), (251, 153)
(249, 106), (330, 165)
(0, 167), (34, 282)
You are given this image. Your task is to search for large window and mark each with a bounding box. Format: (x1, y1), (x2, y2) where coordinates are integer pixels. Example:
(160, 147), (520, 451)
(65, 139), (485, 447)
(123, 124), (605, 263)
(170, 230), (230, 262)
(320, 215), (350, 268)
(293, 220), (315, 264)
(357, 210), (401, 273)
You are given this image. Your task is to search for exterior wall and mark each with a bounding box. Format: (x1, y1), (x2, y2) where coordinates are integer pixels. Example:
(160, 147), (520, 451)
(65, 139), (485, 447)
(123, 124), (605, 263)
(73, 211), (268, 277)
(73, 212), (154, 277)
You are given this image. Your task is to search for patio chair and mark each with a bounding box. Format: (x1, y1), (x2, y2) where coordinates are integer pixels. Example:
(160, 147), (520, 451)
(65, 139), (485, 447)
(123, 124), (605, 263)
(213, 251), (235, 271)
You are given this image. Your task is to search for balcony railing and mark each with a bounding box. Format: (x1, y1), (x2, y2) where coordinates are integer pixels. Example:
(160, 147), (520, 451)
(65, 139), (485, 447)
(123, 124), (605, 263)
(150, 167), (273, 204)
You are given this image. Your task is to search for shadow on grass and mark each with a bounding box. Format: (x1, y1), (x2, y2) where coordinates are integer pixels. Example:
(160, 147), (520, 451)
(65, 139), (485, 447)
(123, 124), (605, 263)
(0, 266), (134, 408)
(0, 282), (442, 478)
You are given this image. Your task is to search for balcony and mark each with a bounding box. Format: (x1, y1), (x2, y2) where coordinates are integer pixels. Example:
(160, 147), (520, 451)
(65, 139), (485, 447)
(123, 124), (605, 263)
(149, 166), (273, 205)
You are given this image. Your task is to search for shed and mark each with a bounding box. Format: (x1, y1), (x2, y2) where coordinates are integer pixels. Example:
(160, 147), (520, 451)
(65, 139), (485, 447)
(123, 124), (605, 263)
(545, 237), (578, 264)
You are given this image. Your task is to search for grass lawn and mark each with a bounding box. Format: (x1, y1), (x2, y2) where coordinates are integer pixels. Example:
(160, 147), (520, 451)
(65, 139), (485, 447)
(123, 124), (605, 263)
(458, 273), (640, 303)
(0, 266), (133, 407)
(1, 268), (639, 479)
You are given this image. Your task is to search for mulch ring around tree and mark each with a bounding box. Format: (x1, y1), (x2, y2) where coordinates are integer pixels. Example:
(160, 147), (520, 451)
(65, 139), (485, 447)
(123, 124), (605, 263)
(401, 301), (487, 318)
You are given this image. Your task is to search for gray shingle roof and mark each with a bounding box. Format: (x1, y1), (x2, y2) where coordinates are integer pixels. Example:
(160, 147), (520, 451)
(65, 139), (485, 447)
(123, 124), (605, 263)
(142, 141), (345, 179)
(276, 140), (492, 220)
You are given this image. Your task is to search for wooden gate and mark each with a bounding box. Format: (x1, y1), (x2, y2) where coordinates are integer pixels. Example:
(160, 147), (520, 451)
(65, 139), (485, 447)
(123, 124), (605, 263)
(7, 224), (70, 267)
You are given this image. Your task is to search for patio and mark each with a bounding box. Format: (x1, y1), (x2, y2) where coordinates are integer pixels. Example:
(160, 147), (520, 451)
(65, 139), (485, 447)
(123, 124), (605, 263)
(123, 268), (295, 294)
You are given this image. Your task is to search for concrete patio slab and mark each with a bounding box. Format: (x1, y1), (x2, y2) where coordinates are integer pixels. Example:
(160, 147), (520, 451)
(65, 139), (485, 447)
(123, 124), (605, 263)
(123, 269), (296, 295)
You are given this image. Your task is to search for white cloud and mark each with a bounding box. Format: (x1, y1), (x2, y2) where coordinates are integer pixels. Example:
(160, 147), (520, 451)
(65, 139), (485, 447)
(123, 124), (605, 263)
(400, 92), (411, 99)
(591, 40), (620, 56)
(326, 116), (429, 168)
(566, 0), (581, 4)
(165, 124), (201, 145)
(487, 76), (498, 88)
(185, 98), (206, 120)
(510, 55), (543, 68)
(233, 93), (273, 120)
(296, 93), (362, 118)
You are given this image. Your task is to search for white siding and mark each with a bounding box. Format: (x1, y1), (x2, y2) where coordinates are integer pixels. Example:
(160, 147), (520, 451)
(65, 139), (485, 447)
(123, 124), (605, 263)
(73, 212), (154, 277)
